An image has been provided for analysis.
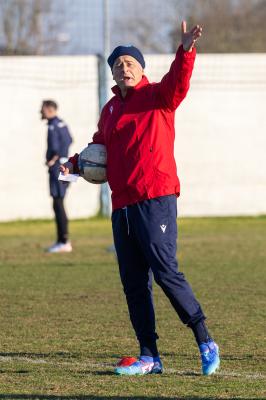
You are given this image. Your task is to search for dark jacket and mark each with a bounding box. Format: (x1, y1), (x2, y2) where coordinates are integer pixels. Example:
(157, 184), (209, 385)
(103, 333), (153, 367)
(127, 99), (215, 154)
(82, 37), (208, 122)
(46, 116), (72, 162)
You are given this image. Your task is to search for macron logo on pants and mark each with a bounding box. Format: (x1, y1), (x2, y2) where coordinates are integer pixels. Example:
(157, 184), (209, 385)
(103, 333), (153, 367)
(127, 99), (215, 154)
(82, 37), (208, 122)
(160, 224), (167, 233)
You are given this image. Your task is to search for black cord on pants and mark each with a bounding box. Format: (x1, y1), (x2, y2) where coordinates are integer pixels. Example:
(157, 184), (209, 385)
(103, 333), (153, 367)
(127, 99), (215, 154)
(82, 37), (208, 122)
(52, 197), (68, 244)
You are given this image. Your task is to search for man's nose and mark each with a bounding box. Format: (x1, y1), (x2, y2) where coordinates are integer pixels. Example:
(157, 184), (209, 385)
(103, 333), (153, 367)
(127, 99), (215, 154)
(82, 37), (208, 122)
(122, 63), (128, 73)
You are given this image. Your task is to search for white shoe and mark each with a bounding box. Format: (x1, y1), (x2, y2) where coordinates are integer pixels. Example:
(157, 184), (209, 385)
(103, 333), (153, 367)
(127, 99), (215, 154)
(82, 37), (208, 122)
(47, 242), (72, 253)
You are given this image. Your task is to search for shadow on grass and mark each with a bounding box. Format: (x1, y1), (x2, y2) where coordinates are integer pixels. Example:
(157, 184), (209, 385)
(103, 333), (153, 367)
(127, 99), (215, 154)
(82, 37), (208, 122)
(0, 396), (260, 400)
(76, 370), (201, 377)
(0, 370), (29, 374)
(76, 370), (114, 376)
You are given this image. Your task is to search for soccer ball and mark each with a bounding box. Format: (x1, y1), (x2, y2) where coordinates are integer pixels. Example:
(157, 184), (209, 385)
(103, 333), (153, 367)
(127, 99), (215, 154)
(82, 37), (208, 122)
(78, 144), (107, 184)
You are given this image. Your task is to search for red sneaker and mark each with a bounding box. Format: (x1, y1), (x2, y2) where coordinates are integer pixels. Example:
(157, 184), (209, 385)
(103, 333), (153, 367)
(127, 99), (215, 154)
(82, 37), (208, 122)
(117, 356), (138, 367)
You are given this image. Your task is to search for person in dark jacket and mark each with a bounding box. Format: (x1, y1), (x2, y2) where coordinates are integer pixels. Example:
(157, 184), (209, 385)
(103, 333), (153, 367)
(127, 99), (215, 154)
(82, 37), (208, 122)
(41, 100), (73, 253)
(61, 21), (220, 376)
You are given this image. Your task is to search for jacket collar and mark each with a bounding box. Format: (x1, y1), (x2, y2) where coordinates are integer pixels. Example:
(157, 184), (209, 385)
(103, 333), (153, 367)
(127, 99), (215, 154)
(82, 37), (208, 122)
(111, 75), (149, 99)
(47, 116), (59, 125)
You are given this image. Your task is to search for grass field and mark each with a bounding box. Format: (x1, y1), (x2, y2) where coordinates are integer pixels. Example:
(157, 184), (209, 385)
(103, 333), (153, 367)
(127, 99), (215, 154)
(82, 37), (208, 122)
(0, 217), (265, 400)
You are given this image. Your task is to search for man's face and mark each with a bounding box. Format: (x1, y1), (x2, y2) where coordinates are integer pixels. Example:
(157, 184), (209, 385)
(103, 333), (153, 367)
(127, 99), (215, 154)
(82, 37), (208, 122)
(40, 105), (56, 120)
(112, 55), (144, 94)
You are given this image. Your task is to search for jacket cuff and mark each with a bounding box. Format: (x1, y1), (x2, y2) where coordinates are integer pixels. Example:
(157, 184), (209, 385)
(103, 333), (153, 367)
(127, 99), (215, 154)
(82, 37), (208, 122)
(177, 44), (196, 58)
(68, 153), (80, 174)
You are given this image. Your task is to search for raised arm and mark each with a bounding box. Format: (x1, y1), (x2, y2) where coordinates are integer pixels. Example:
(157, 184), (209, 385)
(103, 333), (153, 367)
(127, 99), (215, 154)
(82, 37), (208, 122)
(157, 20), (202, 111)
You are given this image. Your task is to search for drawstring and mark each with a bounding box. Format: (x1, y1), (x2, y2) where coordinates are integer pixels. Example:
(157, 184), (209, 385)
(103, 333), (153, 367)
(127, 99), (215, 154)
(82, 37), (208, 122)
(123, 206), (130, 235)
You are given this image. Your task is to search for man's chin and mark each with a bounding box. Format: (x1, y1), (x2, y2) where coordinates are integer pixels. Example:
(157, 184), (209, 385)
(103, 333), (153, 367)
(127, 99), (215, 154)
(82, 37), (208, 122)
(123, 82), (136, 89)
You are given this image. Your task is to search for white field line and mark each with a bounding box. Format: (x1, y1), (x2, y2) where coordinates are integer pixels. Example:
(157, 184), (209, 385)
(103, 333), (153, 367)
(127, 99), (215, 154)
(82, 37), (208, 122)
(0, 356), (265, 380)
(0, 356), (111, 368)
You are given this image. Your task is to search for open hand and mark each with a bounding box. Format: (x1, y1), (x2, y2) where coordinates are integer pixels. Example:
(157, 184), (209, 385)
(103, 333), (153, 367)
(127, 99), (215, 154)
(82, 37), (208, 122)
(181, 20), (202, 52)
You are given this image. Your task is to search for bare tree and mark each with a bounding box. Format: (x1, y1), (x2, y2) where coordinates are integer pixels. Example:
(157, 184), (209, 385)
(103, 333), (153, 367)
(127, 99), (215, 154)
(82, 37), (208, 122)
(112, 17), (163, 53)
(111, 0), (187, 53)
(111, 0), (266, 53)
(0, 0), (66, 55)
(169, 0), (266, 53)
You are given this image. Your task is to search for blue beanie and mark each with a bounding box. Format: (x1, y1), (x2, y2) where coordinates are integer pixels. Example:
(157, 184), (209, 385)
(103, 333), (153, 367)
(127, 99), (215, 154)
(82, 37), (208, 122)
(107, 45), (145, 70)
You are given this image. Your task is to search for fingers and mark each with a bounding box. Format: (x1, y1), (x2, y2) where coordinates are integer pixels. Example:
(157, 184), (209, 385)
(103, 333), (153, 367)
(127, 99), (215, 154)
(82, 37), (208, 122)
(191, 25), (200, 34)
(60, 165), (70, 175)
(191, 24), (203, 40)
(181, 20), (186, 34)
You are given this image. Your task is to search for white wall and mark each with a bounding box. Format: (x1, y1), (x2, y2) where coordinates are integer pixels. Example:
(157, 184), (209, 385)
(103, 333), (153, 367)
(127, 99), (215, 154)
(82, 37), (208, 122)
(0, 53), (266, 220)
(0, 56), (100, 221)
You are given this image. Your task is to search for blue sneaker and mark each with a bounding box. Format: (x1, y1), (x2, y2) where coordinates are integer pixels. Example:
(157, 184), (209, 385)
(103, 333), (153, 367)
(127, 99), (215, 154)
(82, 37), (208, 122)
(199, 340), (220, 375)
(151, 356), (163, 374)
(115, 355), (163, 375)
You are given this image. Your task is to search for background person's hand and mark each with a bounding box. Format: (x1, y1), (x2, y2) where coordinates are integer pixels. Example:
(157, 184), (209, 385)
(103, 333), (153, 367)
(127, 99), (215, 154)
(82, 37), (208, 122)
(60, 161), (73, 175)
(46, 155), (59, 168)
(46, 159), (56, 168)
(181, 20), (202, 52)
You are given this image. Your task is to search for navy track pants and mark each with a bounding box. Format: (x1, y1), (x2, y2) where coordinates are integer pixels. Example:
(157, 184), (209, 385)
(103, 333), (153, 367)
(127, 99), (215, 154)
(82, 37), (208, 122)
(112, 195), (205, 348)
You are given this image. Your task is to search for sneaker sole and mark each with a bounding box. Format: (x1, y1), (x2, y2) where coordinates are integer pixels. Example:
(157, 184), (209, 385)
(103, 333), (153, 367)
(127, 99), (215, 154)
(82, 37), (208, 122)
(115, 367), (163, 376)
(115, 368), (149, 376)
(203, 360), (220, 375)
(48, 249), (72, 253)
(151, 368), (163, 374)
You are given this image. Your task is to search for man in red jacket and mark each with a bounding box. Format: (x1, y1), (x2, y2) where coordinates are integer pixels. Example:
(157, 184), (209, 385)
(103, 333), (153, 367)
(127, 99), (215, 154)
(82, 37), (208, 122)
(61, 21), (220, 376)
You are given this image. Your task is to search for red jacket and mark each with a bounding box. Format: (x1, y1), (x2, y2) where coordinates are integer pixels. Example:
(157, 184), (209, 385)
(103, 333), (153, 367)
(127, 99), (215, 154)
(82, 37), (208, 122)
(71, 45), (196, 210)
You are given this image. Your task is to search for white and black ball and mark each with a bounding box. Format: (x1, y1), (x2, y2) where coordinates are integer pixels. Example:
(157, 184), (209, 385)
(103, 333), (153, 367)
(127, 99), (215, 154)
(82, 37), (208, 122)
(78, 144), (107, 184)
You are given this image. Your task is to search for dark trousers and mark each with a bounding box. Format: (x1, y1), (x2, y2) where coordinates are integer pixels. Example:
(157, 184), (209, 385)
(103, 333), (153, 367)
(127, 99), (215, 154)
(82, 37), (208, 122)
(112, 195), (205, 350)
(52, 197), (68, 244)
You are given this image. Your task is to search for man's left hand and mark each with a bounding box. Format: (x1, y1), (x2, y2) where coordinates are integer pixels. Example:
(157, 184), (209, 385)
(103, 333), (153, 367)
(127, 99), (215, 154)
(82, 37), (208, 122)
(181, 20), (203, 52)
